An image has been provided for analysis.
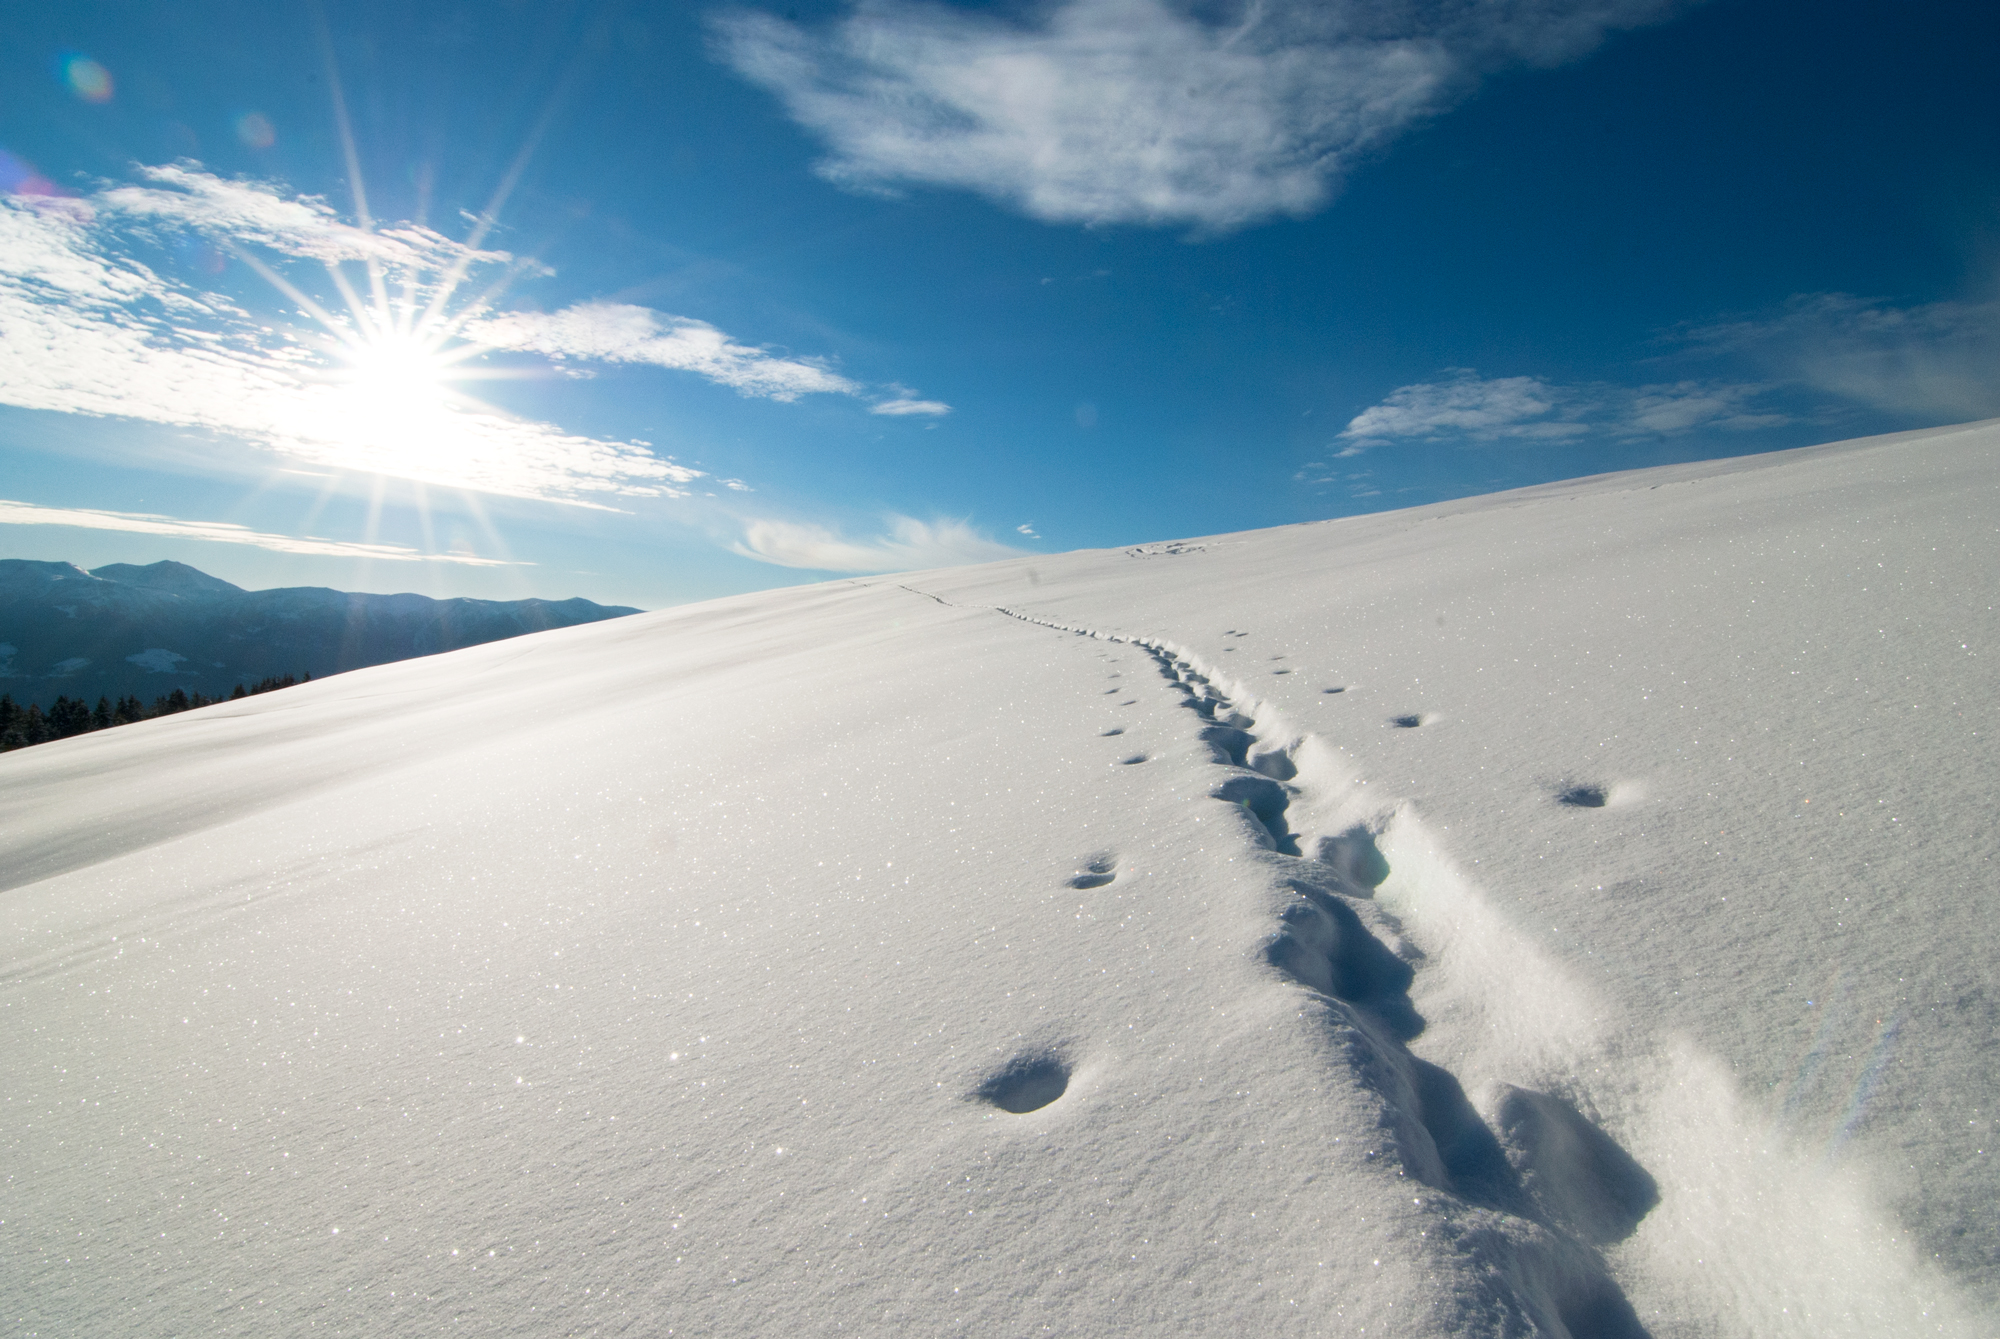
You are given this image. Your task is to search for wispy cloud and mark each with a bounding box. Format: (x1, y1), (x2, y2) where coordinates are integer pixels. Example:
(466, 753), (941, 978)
(465, 302), (860, 401)
(869, 396), (952, 416)
(0, 498), (521, 564)
(1335, 369), (1786, 450)
(731, 515), (1025, 571)
(100, 163), (514, 270)
(0, 165), (944, 502)
(715, 0), (1690, 232)
(1682, 292), (2000, 422)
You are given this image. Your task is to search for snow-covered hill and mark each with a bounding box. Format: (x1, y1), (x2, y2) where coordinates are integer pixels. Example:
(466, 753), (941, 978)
(2, 420), (1995, 1336)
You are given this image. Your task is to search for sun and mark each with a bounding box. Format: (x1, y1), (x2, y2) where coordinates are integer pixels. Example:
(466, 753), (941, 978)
(335, 328), (464, 416)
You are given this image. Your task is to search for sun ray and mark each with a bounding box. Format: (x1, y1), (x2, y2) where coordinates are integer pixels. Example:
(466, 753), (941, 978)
(225, 242), (347, 338)
(311, 1), (372, 232)
(419, 43), (588, 329)
(322, 259), (373, 336)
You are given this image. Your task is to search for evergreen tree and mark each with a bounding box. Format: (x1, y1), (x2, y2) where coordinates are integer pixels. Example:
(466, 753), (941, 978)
(48, 696), (92, 739)
(92, 696), (113, 730)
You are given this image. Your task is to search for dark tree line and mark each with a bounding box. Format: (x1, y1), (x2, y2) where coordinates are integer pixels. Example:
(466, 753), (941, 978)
(0, 674), (308, 753)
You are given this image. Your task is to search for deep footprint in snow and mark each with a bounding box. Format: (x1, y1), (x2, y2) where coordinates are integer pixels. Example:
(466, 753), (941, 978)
(1068, 855), (1118, 889)
(1100, 727), (1126, 736)
(1390, 713), (1427, 728)
(1556, 783), (1609, 808)
(977, 1053), (1070, 1113)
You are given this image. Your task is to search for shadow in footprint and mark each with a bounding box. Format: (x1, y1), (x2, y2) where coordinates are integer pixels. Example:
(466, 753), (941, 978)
(1556, 784), (1608, 808)
(1267, 882), (1422, 1040)
(1390, 714), (1426, 729)
(1212, 774), (1302, 856)
(1100, 727), (1125, 736)
(1413, 1061), (1521, 1207)
(976, 1053), (1070, 1113)
(1068, 855), (1117, 890)
(1250, 748), (1297, 781)
(1314, 825), (1391, 892)
(1199, 725), (1254, 767)
(1494, 1086), (1660, 1246)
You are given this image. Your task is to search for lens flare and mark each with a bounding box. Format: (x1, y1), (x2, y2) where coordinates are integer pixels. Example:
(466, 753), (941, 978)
(236, 112), (276, 149)
(63, 56), (114, 104)
(0, 149), (58, 198)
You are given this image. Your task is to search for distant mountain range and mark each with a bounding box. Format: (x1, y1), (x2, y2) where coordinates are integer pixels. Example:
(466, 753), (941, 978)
(0, 560), (641, 708)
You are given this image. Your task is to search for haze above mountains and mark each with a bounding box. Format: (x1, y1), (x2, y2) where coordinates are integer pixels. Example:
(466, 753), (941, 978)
(0, 559), (639, 707)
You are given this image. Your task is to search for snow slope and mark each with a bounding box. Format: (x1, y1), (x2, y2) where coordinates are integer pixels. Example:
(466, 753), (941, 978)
(2, 420), (1995, 1336)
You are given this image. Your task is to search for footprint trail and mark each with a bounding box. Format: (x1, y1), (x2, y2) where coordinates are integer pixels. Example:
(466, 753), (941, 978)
(907, 586), (1658, 1338)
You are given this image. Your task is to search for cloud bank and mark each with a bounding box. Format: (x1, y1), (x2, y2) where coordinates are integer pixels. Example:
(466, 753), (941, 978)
(0, 499), (520, 565)
(715, 0), (1692, 231)
(732, 515), (1025, 571)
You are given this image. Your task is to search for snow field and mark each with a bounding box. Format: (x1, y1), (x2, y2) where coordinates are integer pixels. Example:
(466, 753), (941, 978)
(4, 420), (1997, 1334)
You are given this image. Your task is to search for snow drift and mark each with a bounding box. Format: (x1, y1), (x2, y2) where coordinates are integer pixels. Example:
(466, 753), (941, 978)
(2, 420), (1995, 1336)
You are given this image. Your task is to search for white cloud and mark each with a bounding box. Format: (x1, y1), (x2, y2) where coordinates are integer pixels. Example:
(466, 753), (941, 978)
(1340, 370), (1587, 444)
(1683, 292), (2000, 421)
(714, 0), (1689, 231)
(1016, 522), (1040, 538)
(99, 163), (514, 271)
(1336, 369), (1787, 449)
(731, 515), (1026, 571)
(465, 303), (860, 402)
(870, 397), (952, 416)
(0, 498), (522, 565)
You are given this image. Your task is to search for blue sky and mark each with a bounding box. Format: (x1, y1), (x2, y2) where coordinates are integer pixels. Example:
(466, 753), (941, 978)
(1, 0), (1995, 609)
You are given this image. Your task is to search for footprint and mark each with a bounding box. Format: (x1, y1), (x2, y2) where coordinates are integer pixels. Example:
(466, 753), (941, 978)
(1555, 783), (1608, 808)
(1271, 668), (1293, 675)
(1119, 754), (1149, 765)
(1211, 774), (1301, 856)
(1069, 855), (1118, 889)
(1100, 727), (1126, 736)
(1322, 686), (1347, 694)
(976, 1052), (1070, 1113)
(1492, 1086), (1659, 1245)
(1390, 714), (1427, 729)
(1314, 825), (1391, 891)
